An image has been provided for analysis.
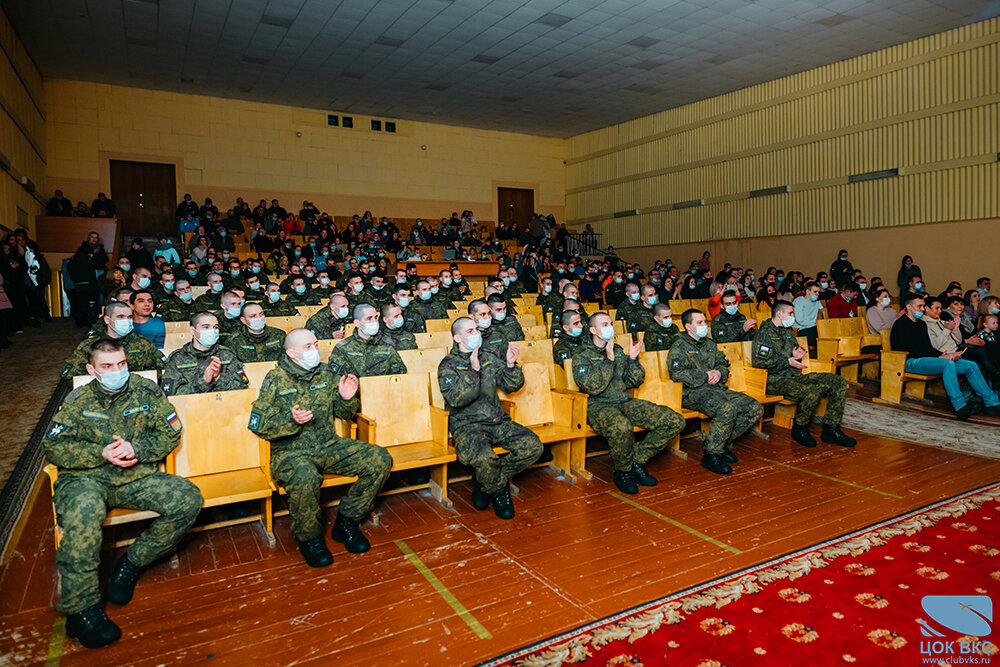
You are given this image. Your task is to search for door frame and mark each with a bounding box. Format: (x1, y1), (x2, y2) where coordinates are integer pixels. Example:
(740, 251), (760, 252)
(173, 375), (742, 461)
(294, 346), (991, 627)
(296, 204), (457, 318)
(100, 150), (185, 204)
(492, 180), (539, 228)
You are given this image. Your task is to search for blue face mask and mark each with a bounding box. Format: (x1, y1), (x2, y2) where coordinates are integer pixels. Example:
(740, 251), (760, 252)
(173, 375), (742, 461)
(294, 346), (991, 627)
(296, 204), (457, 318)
(598, 325), (615, 341)
(645, 296), (657, 306)
(111, 318), (134, 336)
(694, 324), (709, 339)
(809, 294), (819, 302)
(614, 278), (623, 284)
(493, 311), (507, 322)
(464, 331), (482, 350)
(268, 291), (281, 302)
(724, 305), (739, 315)
(251, 266), (261, 274)
(226, 306), (241, 318)
(163, 281), (174, 291)
(179, 291), (193, 302)
(197, 328), (220, 347)
(188, 270), (198, 277)
(567, 326), (582, 337)
(914, 311), (924, 319)
(420, 291), (432, 301)
(137, 276), (151, 289)
(96, 367), (130, 391)
(398, 297), (411, 308)
(120, 263), (131, 272)
(211, 282), (224, 292)
(389, 316), (404, 330)
(543, 285), (552, 293)
(294, 284), (306, 294)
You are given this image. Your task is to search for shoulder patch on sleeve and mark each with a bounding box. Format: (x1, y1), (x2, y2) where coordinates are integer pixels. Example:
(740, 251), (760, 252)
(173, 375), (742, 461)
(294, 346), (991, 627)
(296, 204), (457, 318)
(328, 362), (340, 374)
(759, 345), (770, 357)
(47, 422), (68, 439)
(248, 412), (260, 431)
(671, 359), (681, 369)
(715, 328), (725, 338)
(576, 363), (588, 376)
(440, 374), (458, 388)
(166, 412), (182, 432)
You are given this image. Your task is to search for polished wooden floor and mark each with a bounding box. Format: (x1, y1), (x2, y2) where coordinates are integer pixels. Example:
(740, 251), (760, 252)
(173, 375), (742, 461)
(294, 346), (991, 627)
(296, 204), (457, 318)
(3, 422), (1000, 666)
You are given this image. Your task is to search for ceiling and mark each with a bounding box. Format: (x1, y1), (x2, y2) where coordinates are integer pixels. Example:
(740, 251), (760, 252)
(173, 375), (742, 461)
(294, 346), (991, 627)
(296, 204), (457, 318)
(4, 0), (998, 137)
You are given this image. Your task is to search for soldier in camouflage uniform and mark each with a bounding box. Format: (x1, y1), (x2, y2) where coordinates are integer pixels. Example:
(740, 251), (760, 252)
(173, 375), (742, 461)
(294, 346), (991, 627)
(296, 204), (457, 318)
(63, 301), (165, 378)
(469, 299), (511, 358)
(306, 293), (350, 340)
(364, 272), (392, 308)
(46, 339), (202, 648)
(215, 291), (245, 345)
(262, 284), (300, 317)
(413, 280), (450, 320)
(376, 303), (417, 351)
(327, 304), (407, 415)
(549, 298), (590, 338)
(667, 309), (763, 475)
(751, 300), (857, 448)
(286, 276), (322, 307)
(242, 274), (267, 303)
(392, 285), (426, 333)
(536, 277), (559, 313)
(553, 310), (585, 365)
(626, 284), (661, 335)
(438, 269), (464, 303)
(158, 278), (196, 322)
(228, 303), (286, 363)
(250, 329), (392, 567)
(572, 312), (685, 495)
(450, 267), (471, 299)
(643, 302), (682, 352)
(310, 270), (337, 300)
(487, 293), (525, 341)
(711, 291), (757, 343)
(192, 273), (225, 312)
(344, 272), (369, 309)
(162, 312), (249, 396)
(438, 317), (542, 519)
(616, 283), (642, 322)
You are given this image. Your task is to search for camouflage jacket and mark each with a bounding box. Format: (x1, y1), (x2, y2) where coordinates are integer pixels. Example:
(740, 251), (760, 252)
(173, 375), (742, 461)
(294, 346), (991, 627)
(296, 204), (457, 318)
(228, 325), (286, 363)
(492, 316), (524, 342)
(666, 333), (730, 389)
(162, 341), (249, 396)
(711, 310), (755, 343)
(439, 284), (464, 302)
(627, 306), (658, 334)
(158, 296), (195, 323)
(305, 308), (349, 339)
(64, 331), (165, 378)
(375, 326), (418, 351)
(506, 280), (525, 298)
(438, 343), (522, 429)
(411, 296), (449, 321)
(286, 290), (322, 307)
(262, 297), (300, 317)
(616, 300), (640, 322)
(643, 323), (681, 352)
(553, 331), (583, 365)
(192, 291), (222, 313)
(536, 290), (560, 313)
(249, 354), (355, 453)
(751, 319), (799, 379)
(571, 337), (644, 405)
(44, 375), (181, 486)
(329, 330), (406, 379)
(481, 324), (511, 358)
(214, 312), (243, 345)
(400, 304), (426, 333)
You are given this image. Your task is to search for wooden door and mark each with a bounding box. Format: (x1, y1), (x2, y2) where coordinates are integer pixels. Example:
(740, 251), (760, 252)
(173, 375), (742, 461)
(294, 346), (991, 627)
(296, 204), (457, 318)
(497, 187), (533, 227)
(110, 160), (177, 238)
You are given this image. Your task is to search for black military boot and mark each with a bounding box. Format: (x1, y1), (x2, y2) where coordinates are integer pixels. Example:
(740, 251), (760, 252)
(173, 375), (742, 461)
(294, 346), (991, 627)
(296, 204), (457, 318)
(613, 470), (638, 495)
(105, 553), (143, 605)
(821, 424), (857, 447)
(721, 446), (738, 464)
(492, 486), (515, 520)
(331, 513), (371, 553)
(537, 445), (554, 464)
(790, 424), (817, 448)
(470, 477), (491, 511)
(632, 462), (657, 486)
(65, 604), (122, 649)
(701, 453), (732, 475)
(297, 536), (333, 568)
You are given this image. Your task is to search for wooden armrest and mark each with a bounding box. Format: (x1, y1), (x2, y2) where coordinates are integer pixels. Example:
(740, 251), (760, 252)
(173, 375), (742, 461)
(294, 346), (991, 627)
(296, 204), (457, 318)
(552, 387), (588, 399)
(498, 398), (516, 419)
(355, 412), (375, 444)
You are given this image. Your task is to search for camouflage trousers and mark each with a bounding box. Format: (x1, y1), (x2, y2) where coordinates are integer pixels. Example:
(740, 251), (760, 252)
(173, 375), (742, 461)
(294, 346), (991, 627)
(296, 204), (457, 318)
(270, 438), (392, 541)
(452, 420), (543, 494)
(588, 398), (686, 472)
(53, 472), (202, 614)
(767, 372), (847, 426)
(682, 386), (764, 454)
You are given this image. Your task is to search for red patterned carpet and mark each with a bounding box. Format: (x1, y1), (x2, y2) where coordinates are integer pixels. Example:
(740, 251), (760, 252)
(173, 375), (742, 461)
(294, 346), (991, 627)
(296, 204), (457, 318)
(484, 482), (1000, 667)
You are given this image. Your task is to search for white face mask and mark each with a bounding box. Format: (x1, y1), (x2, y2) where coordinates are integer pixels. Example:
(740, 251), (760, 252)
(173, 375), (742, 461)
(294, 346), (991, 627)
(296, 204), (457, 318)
(248, 316), (266, 332)
(781, 315), (796, 328)
(360, 321), (379, 337)
(598, 325), (615, 341)
(693, 324), (709, 339)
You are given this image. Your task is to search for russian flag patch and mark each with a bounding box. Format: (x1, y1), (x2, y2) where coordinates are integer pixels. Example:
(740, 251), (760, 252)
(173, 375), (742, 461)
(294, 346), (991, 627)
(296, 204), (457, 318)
(166, 412), (182, 432)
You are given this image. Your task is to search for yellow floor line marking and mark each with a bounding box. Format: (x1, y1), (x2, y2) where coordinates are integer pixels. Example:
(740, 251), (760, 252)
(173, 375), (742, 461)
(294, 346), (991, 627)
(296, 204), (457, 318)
(757, 456), (903, 499)
(395, 539), (492, 640)
(44, 616), (65, 666)
(607, 491), (743, 554)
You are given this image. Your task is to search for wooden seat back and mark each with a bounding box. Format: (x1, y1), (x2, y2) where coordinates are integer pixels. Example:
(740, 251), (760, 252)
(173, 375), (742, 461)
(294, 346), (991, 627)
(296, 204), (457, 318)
(398, 346), (449, 408)
(359, 373), (433, 446)
(518, 338), (553, 367)
(266, 315), (306, 333)
(163, 332), (189, 355)
(717, 342), (745, 367)
(415, 331), (453, 349)
(498, 362), (555, 426)
(242, 361), (276, 390)
(425, 318), (451, 333)
(167, 389), (267, 478)
(524, 324), (549, 341)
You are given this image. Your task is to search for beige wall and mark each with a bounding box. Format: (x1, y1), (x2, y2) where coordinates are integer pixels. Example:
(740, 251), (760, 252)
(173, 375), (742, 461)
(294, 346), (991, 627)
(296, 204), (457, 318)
(43, 80), (565, 224)
(565, 18), (1000, 251)
(0, 6), (46, 235)
(620, 216), (997, 297)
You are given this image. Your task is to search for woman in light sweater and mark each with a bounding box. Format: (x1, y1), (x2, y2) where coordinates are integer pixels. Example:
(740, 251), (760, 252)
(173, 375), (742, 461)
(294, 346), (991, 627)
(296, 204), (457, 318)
(866, 287), (899, 335)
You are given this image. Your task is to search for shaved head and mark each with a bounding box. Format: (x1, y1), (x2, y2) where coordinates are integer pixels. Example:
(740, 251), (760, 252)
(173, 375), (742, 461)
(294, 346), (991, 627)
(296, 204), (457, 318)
(284, 328), (316, 350)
